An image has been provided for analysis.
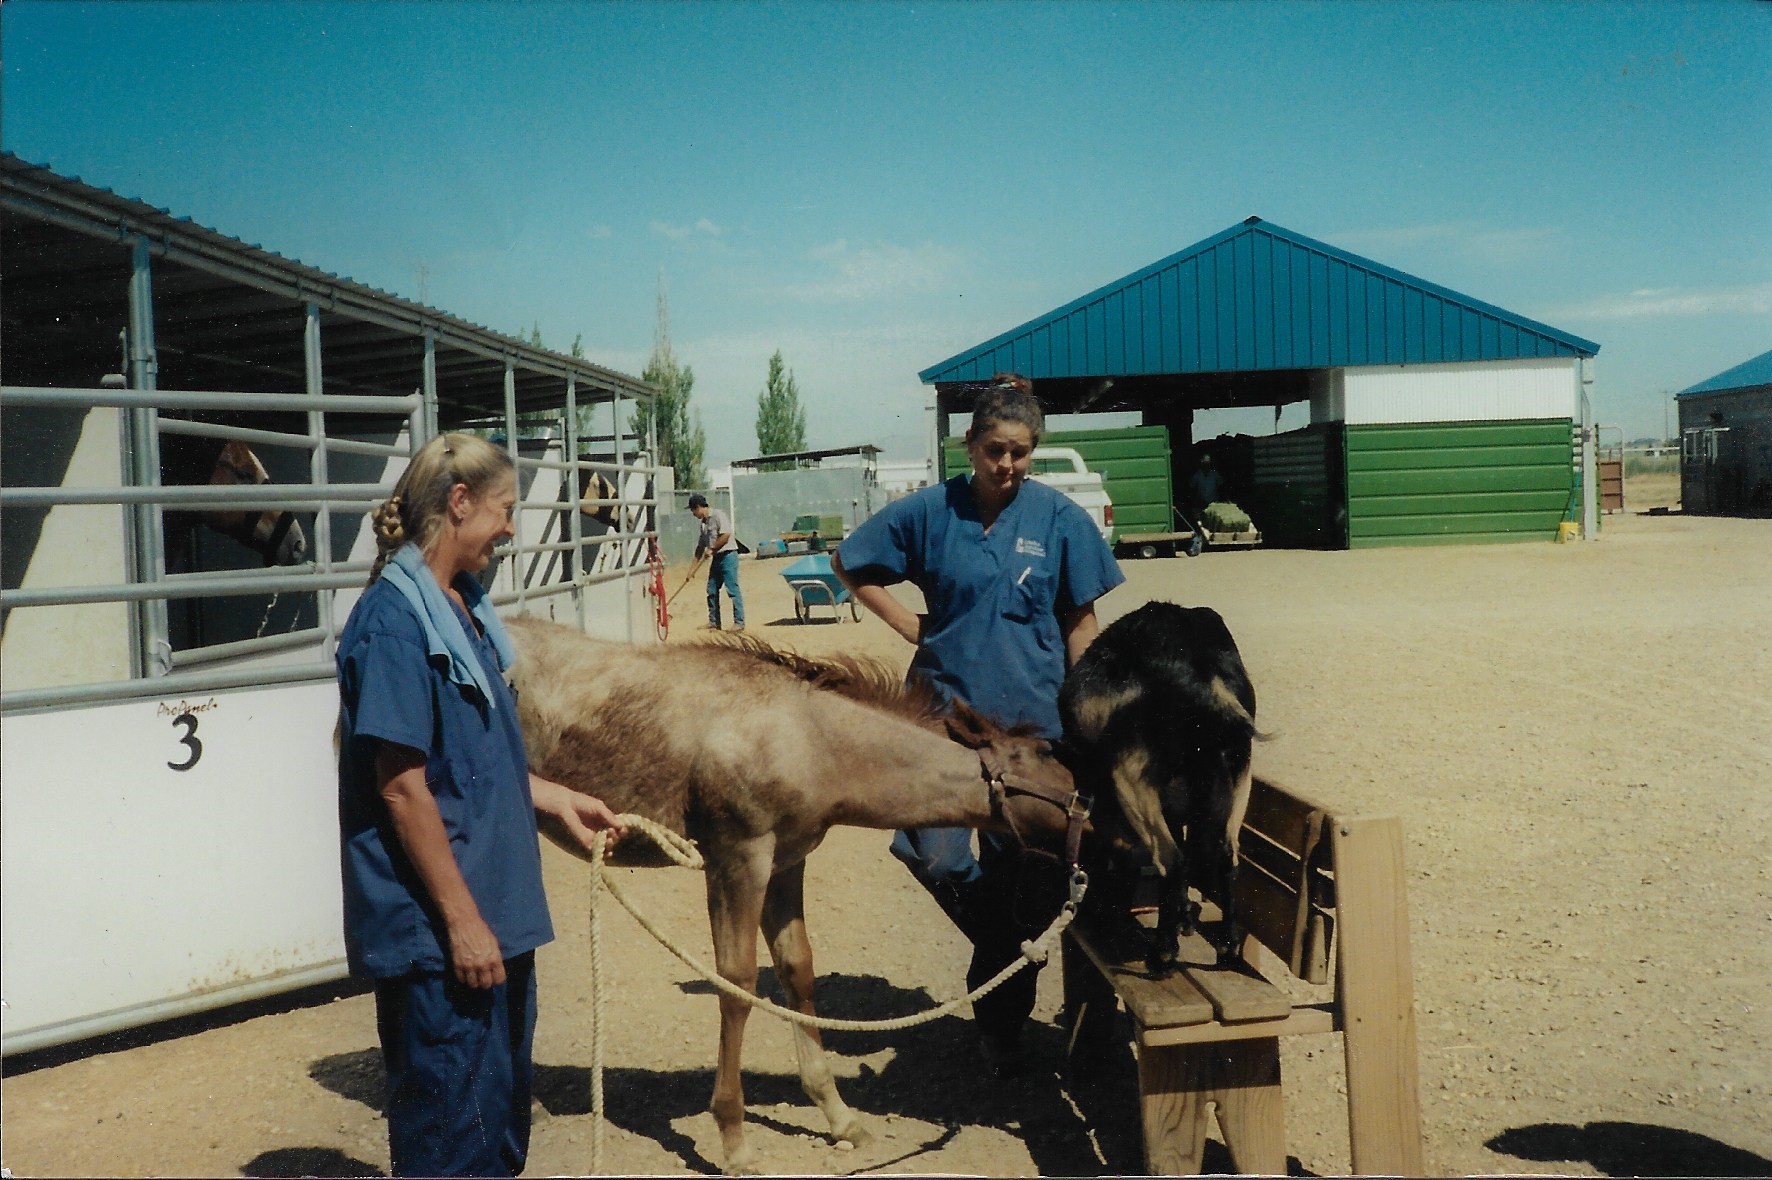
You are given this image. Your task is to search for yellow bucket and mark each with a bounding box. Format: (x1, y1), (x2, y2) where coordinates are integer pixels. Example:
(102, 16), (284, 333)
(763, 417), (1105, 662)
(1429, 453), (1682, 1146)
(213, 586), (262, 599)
(1556, 521), (1580, 543)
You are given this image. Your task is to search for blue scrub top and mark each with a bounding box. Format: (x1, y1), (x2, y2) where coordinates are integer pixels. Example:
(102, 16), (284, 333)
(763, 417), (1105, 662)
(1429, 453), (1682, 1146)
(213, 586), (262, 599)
(838, 475), (1124, 738)
(335, 576), (553, 978)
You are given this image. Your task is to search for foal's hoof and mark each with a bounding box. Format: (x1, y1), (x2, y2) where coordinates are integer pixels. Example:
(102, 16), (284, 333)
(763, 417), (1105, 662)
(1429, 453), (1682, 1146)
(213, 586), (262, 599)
(722, 1146), (761, 1176)
(833, 1115), (873, 1148)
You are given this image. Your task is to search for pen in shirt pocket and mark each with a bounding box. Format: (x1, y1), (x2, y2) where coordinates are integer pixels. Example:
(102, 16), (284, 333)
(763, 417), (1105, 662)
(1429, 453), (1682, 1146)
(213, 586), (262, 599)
(1017, 566), (1032, 585)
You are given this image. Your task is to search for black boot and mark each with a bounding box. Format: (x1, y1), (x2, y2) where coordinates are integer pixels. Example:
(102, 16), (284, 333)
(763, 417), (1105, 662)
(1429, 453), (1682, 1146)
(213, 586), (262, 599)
(930, 876), (994, 946)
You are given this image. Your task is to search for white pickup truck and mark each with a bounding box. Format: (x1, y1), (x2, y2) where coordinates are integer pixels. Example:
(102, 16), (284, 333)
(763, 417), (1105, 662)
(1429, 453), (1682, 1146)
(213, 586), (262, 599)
(1029, 446), (1114, 543)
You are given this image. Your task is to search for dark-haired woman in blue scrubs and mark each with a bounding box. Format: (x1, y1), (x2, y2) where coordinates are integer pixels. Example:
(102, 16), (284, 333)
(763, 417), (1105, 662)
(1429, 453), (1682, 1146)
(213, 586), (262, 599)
(833, 374), (1123, 1077)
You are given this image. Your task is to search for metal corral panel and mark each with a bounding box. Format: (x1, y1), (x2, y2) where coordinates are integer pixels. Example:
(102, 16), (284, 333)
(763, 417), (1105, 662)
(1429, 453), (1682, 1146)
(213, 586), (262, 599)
(729, 466), (883, 551)
(1342, 358), (1578, 425)
(941, 425), (1174, 538)
(1345, 420), (1574, 547)
(920, 218), (1598, 384)
(1246, 424), (1346, 548)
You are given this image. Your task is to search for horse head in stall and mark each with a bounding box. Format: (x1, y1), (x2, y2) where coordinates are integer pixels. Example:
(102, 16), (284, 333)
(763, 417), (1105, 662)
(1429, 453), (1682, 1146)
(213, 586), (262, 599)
(163, 437), (307, 569)
(578, 468), (619, 528)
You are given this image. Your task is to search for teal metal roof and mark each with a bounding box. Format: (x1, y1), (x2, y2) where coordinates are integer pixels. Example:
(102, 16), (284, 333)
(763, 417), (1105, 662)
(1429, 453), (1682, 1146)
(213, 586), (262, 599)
(920, 217), (1600, 384)
(1679, 348), (1772, 396)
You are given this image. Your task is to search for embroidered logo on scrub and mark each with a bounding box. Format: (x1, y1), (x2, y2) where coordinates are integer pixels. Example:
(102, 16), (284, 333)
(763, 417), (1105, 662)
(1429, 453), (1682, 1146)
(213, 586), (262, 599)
(1013, 537), (1047, 558)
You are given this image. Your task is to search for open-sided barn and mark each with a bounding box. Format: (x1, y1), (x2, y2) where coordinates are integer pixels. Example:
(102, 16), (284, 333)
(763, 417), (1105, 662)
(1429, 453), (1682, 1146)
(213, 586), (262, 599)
(1677, 348), (1772, 517)
(1, 153), (657, 1056)
(922, 217), (1602, 547)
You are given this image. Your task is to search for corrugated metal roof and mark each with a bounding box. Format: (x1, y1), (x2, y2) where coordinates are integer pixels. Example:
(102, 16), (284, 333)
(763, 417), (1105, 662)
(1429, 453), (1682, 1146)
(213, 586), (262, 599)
(1, 153), (653, 415)
(920, 216), (1600, 385)
(1679, 347), (1772, 396)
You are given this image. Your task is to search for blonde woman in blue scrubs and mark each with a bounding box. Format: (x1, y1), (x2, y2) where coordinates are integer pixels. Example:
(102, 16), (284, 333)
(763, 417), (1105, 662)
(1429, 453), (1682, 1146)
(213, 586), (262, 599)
(833, 374), (1123, 1077)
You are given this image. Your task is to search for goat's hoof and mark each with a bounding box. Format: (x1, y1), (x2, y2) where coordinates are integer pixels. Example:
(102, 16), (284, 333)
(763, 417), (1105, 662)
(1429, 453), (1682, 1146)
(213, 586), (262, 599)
(1143, 954), (1182, 979)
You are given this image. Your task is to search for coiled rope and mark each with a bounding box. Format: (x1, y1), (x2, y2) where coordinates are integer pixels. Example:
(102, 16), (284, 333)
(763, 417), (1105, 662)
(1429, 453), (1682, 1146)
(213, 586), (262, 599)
(584, 812), (1087, 1171)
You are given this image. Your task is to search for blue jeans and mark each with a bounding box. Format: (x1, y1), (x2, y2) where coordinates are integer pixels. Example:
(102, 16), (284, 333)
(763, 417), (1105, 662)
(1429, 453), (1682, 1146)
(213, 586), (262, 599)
(374, 953), (538, 1177)
(706, 550), (744, 627)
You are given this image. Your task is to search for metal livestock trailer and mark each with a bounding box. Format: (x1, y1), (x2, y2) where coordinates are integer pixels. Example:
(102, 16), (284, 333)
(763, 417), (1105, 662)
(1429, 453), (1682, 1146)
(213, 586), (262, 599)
(0, 156), (660, 1056)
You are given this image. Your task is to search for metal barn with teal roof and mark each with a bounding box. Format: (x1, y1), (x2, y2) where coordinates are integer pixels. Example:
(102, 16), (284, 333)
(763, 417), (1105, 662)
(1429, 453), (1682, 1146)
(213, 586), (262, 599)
(922, 217), (1603, 547)
(1676, 348), (1772, 517)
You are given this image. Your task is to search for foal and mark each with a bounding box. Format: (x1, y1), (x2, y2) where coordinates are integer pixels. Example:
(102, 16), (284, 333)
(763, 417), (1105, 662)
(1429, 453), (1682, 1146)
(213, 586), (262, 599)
(506, 616), (1084, 1174)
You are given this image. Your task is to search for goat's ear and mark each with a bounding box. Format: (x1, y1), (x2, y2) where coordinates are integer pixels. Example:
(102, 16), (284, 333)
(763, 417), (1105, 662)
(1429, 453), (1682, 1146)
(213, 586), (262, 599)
(943, 697), (992, 748)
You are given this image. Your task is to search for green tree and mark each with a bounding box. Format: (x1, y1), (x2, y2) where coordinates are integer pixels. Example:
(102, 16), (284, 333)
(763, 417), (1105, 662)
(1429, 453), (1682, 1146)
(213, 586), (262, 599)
(754, 350), (807, 468)
(630, 276), (707, 489)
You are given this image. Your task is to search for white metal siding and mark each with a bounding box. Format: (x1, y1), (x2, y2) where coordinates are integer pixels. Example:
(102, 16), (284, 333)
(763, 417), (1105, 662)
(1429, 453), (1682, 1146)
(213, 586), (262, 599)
(1340, 358), (1579, 425)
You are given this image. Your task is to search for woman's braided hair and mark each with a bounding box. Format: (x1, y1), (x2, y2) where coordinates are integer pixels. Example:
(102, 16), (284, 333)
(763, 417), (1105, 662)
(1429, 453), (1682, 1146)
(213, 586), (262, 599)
(368, 432), (514, 582)
(966, 372), (1044, 446)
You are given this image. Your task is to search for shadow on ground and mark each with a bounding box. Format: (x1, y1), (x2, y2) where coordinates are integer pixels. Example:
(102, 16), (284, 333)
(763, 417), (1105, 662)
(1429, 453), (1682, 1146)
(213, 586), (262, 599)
(4, 977), (372, 1076)
(308, 970), (1317, 1175)
(1488, 1121), (1772, 1177)
(243, 1146), (384, 1177)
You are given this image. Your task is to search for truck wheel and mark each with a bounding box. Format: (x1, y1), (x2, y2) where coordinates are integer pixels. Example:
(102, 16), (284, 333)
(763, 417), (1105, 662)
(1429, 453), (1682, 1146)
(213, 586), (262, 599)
(1137, 543), (1159, 560)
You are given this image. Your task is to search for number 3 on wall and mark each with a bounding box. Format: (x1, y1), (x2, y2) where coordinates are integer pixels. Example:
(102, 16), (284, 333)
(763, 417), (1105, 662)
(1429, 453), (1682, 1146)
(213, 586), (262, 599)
(168, 712), (203, 772)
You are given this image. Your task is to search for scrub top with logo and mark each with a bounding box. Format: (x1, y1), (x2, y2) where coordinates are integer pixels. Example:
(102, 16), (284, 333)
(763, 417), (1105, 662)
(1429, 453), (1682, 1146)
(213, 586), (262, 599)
(334, 576), (553, 978)
(838, 475), (1124, 738)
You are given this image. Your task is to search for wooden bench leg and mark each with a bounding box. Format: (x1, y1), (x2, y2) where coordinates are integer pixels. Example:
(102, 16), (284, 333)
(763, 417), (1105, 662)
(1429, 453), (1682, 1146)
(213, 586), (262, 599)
(1136, 1041), (1211, 1175)
(1333, 816), (1424, 1176)
(1213, 1037), (1287, 1175)
(1136, 1037), (1286, 1175)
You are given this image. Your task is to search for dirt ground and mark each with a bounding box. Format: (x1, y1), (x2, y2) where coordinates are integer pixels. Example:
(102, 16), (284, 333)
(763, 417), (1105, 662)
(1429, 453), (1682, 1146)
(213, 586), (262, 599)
(4, 489), (1769, 1178)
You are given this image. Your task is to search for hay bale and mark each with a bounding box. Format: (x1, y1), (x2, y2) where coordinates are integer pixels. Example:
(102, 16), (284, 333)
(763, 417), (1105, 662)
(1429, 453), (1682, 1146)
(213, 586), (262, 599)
(1201, 501), (1251, 533)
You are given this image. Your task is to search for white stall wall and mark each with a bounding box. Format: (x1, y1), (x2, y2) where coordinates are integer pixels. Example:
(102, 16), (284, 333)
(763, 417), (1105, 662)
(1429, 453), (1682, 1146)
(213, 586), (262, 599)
(1328, 358), (1579, 426)
(1, 407), (132, 691)
(1, 679), (347, 1055)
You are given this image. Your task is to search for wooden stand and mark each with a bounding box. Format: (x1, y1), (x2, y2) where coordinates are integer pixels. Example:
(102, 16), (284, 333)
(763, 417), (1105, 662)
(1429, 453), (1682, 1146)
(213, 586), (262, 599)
(1064, 779), (1423, 1175)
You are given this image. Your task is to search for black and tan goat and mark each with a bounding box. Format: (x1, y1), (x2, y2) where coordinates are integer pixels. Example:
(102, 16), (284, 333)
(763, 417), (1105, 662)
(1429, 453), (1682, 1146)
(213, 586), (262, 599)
(1059, 601), (1261, 975)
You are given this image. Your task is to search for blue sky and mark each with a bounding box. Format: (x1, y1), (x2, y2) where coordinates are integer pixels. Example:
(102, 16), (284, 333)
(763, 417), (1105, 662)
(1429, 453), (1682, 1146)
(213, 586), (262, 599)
(4, 0), (1767, 463)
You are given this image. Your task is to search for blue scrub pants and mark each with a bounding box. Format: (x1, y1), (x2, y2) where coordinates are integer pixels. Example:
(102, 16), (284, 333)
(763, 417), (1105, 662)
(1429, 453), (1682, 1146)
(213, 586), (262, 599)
(374, 952), (538, 1178)
(707, 551), (744, 628)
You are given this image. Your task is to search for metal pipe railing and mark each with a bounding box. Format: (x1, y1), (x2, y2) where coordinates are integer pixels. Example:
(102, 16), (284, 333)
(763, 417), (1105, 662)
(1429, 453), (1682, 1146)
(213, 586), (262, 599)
(0, 385), (419, 415)
(1, 484), (389, 508)
(1, 570), (371, 609)
(157, 417), (413, 459)
(0, 662), (333, 714)
(169, 627), (329, 669)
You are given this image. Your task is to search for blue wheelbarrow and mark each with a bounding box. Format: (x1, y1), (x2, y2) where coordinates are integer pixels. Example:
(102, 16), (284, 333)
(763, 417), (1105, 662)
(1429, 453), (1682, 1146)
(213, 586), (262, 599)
(781, 553), (861, 623)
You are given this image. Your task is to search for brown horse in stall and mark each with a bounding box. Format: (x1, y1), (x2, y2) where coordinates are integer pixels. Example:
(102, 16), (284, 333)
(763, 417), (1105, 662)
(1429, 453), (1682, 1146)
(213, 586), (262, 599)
(506, 616), (1089, 1175)
(163, 437), (308, 568)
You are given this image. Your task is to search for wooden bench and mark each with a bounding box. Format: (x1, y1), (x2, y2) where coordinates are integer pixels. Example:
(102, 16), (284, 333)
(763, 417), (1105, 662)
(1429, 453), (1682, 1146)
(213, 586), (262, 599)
(1062, 777), (1423, 1175)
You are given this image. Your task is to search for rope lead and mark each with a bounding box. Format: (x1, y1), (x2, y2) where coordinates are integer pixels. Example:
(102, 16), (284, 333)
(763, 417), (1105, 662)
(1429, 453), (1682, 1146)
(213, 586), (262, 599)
(584, 814), (1088, 1168)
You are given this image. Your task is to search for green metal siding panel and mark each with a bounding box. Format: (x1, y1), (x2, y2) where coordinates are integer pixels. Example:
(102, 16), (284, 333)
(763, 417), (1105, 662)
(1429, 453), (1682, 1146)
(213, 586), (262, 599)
(1345, 419), (1573, 547)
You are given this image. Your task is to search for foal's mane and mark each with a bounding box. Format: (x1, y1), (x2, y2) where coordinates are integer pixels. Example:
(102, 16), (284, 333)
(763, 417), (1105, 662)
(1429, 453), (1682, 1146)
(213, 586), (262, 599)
(702, 635), (950, 731)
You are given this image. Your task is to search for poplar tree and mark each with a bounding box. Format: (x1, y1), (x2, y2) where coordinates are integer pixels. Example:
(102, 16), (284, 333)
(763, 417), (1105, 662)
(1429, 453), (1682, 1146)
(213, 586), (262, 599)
(630, 274), (707, 490)
(754, 350), (808, 468)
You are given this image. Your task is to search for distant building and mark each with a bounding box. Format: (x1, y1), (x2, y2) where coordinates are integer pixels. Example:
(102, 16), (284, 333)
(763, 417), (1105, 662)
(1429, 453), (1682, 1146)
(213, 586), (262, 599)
(921, 217), (1602, 546)
(1677, 348), (1772, 517)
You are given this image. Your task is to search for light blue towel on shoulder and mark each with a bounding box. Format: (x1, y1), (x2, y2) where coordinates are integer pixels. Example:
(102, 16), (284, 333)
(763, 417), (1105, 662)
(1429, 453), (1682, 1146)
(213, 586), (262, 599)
(380, 544), (516, 709)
